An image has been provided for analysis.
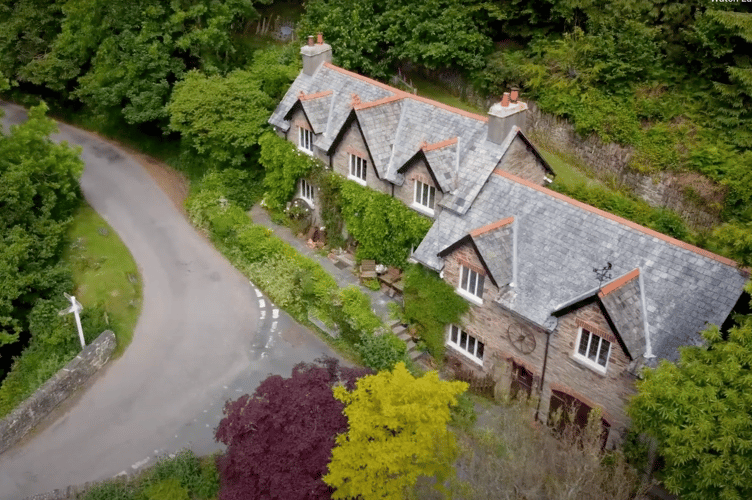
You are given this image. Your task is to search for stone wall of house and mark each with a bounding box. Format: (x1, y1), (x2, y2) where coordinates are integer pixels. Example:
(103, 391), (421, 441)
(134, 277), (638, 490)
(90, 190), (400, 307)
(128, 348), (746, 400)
(396, 157), (443, 218)
(526, 103), (723, 229)
(540, 303), (637, 447)
(497, 135), (549, 186)
(443, 244), (548, 388)
(0, 330), (117, 455)
(331, 120), (391, 195)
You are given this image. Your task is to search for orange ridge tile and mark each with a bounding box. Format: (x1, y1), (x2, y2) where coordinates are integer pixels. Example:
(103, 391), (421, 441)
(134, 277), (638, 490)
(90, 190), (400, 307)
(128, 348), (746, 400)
(598, 269), (640, 298)
(470, 216), (515, 237)
(299, 90), (333, 101)
(422, 137), (459, 152)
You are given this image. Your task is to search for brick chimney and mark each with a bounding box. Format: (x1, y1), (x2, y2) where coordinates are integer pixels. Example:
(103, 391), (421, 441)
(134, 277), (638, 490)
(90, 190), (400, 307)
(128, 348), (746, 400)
(301, 32), (332, 76)
(487, 90), (527, 145)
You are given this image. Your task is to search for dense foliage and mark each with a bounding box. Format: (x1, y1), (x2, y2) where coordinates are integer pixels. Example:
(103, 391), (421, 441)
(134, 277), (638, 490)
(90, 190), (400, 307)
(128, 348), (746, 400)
(259, 131), (322, 209)
(401, 264), (469, 360)
(215, 358), (369, 500)
(0, 103), (82, 350)
(628, 296), (752, 499)
(81, 450), (219, 500)
(339, 180), (432, 267)
(325, 362), (467, 499)
(1, 0), (261, 126)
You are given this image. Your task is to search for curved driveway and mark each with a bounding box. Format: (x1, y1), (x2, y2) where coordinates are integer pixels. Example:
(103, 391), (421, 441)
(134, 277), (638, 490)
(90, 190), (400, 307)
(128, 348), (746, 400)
(0, 102), (339, 499)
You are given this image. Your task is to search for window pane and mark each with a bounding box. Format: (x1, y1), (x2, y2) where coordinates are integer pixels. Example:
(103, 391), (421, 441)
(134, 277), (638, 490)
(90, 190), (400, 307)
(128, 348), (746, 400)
(460, 330), (467, 349)
(578, 330), (590, 357)
(468, 336), (476, 355)
(476, 341), (484, 360)
(588, 335), (600, 361)
(598, 340), (610, 366)
(468, 270), (477, 294)
(451, 325), (458, 344)
(476, 274), (484, 298)
(414, 182), (420, 203)
(429, 186), (435, 209)
(461, 267), (469, 290)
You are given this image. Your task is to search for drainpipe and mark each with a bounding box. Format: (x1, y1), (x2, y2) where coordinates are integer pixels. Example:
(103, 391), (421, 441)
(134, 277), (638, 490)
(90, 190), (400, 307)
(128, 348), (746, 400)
(535, 330), (552, 422)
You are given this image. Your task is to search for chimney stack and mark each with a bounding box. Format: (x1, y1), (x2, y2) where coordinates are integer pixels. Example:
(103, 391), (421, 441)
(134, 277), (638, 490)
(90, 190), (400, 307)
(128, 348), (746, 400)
(486, 89), (528, 145)
(301, 32), (333, 76)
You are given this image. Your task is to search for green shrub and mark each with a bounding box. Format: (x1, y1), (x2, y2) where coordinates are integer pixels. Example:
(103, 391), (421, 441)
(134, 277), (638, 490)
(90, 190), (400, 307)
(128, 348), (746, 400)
(82, 479), (138, 500)
(331, 285), (383, 343)
(357, 332), (407, 371)
(450, 392), (478, 431)
(143, 478), (189, 500)
(259, 131), (322, 209)
(402, 265), (469, 361)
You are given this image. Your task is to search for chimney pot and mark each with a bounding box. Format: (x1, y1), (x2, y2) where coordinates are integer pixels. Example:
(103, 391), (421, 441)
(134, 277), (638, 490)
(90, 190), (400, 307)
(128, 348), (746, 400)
(501, 92), (511, 107)
(510, 88), (519, 103)
(307, 35), (314, 46)
(317, 32), (323, 45)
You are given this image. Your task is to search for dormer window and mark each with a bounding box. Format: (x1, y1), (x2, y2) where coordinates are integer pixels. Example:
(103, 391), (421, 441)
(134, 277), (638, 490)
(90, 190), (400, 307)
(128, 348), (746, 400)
(574, 328), (611, 373)
(349, 154), (367, 185)
(299, 127), (313, 154)
(457, 264), (484, 305)
(413, 180), (436, 215)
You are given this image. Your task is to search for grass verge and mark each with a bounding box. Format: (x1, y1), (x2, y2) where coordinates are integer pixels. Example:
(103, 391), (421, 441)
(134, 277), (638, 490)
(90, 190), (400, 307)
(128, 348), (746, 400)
(64, 204), (142, 356)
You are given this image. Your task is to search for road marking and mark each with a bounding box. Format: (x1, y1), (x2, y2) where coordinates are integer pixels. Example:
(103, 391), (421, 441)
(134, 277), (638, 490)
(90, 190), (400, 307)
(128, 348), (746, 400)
(260, 310), (266, 320)
(259, 299), (266, 308)
(203, 409), (207, 413)
(116, 471), (127, 477)
(261, 352), (267, 358)
(223, 385), (228, 389)
(131, 457), (150, 469)
(272, 309), (279, 319)
(265, 337), (274, 348)
(271, 321), (278, 331)
(255, 289), (262, 298)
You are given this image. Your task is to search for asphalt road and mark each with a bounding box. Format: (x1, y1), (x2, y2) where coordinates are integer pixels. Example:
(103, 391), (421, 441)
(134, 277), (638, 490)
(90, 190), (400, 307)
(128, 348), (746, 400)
(0, 102), (340, 499)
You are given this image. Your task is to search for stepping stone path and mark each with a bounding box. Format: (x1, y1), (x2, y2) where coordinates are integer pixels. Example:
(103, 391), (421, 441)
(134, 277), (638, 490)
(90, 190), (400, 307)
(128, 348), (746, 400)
(389, 320), (423, 362)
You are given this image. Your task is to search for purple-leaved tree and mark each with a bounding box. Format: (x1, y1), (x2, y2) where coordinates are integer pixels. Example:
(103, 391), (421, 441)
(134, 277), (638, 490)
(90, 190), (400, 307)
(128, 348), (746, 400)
(215, 357), (369, 500)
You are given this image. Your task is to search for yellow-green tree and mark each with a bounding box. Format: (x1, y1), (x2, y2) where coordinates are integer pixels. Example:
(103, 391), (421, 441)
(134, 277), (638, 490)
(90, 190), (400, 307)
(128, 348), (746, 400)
(324, 362), (467, 500)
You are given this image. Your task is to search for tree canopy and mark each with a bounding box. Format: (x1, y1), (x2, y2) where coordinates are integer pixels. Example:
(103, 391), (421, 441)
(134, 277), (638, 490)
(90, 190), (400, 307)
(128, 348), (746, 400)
(214, 358), (370, 500)
(628, 290), (752, 500)
(324, 362), (467, 500)
(0, 103), (83, 348)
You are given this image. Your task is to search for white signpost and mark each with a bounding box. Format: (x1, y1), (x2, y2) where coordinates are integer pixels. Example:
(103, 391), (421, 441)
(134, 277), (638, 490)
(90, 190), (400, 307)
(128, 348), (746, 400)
(59, 292), (85, 349)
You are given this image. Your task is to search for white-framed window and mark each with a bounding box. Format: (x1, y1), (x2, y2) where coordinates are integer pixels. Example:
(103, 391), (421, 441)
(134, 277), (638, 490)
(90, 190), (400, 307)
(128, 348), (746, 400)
(447, 324), (484, 365)
(574, 328), (611, 373)
(457, 265), (484, 304)
(348, 154), (367, 185)
(299, 178), (315, 206)
(299, 127), (313, 154)
(413, 180), (436, 215)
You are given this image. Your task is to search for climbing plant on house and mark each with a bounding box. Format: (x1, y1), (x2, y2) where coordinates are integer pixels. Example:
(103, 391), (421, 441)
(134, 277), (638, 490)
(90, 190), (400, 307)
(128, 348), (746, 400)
(259, 131), (324, 209)
(339, 180), (432, 267)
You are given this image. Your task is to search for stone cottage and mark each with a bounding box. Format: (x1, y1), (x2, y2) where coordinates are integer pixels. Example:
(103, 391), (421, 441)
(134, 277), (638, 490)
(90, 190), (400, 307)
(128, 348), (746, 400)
(269, 35), (749, 446)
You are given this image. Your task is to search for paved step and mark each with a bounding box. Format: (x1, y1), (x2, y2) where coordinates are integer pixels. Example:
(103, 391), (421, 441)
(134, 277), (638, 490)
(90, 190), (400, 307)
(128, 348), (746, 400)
(388, 319), (401, 329)
(396, 331), (411, 342)
(405, 340), (416, 351)
(392, 325), (407, 336)
(409, 349), (422, 361)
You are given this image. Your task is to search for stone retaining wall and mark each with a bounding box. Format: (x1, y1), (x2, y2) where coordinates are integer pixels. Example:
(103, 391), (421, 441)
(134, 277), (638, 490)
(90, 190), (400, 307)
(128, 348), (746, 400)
(0, 330), (117, 455)
(526, 102), (724, 229)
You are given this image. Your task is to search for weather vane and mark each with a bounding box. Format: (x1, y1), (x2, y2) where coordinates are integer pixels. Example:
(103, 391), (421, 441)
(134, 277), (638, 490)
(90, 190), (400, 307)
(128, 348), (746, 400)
(59, 292), (85, 349)
(593, 262), (613, 287)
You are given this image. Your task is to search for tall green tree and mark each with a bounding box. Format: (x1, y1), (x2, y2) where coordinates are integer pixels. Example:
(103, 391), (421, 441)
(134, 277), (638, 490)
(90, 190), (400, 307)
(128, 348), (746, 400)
(0, 103), (83, 347)
(324, 362), (467, 500)
(628, 291), (752, 500)
(21, 0), (260, 125)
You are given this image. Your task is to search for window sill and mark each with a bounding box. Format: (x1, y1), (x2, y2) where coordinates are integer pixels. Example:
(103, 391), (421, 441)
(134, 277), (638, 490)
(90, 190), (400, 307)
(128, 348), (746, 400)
(456, 288), (483, 306)
(571, 354), (608, 375)
(410, 202), (435, 217)
(301, 198), (315, 209)
(446, 343), (484, 367)
(348, 175), (367, 186)
(298, 147), (314, 156)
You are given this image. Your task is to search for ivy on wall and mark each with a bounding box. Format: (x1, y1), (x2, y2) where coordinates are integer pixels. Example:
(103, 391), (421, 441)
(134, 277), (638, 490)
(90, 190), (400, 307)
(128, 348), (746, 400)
(258, 131), (324, 209)
(339, 180), (433, 267)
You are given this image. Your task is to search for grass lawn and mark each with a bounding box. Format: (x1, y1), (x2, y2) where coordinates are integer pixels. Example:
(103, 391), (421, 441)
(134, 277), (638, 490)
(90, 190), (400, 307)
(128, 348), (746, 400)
(65, 204), (142, 356)
(537, 148), (598, 189)
(408, 73), (486, 115)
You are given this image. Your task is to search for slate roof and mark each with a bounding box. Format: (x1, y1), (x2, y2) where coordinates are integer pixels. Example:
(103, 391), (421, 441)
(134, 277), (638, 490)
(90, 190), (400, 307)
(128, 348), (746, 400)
(413, 169), (748, 364)
(269, 63), (530, 214)
(598, 269), (648, 359)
